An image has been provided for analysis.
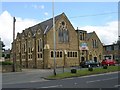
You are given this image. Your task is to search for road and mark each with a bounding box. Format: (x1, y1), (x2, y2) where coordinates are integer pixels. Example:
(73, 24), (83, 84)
(2, 71), (120, 89)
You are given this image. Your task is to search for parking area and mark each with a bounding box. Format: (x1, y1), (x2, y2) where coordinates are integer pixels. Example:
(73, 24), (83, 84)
(2, 69), (52, 84)
(2, 67), (73, 85)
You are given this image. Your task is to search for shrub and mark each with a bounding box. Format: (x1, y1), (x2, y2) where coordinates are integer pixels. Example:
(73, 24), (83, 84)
(103, 65), (107, 69)
(71, 69), (77, 73)
(88, 67), (93, 71)
(116, 59), (120, 64)
(1, 61), (13, 65)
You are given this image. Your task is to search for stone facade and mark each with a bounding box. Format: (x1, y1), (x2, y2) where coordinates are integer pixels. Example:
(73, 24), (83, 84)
(76, 30), (103, 63)
(103, 42), (120, 61)
(11, 13), (103, 69)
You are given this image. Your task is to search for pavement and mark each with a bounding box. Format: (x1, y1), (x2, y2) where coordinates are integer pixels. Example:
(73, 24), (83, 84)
(2, 67), (73, 85)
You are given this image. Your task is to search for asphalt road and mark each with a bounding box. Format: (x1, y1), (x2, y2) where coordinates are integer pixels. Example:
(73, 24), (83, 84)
(2, 71), (120, 89)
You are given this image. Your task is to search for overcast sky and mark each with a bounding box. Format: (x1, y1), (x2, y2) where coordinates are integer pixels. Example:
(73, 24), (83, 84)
(0, 2), (118, 49)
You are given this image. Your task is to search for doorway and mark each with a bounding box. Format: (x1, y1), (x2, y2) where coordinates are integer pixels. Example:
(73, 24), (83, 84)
(81, 57), (85, 62)
(94, 57), (97, 62)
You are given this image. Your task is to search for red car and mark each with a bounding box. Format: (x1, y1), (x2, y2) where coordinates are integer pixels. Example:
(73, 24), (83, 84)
(101, 59), (116, 66)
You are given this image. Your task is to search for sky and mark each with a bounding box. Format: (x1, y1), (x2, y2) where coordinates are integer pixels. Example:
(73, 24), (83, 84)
(0, 1), (119, 49)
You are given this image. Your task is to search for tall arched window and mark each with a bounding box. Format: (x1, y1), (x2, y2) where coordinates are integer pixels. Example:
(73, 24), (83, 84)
(58, 21), (69, 43)
(58, 27), (63, 42)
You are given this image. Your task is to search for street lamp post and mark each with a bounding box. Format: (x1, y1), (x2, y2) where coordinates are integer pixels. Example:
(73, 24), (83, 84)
(52, 0), (56, 76)
(13, 17), (16, 72)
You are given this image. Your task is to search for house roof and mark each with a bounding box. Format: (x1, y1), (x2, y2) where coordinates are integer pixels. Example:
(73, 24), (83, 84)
(86, 32), (93, 40)
(40, 13), (62, 34)
(21, 13), (63, 37)
(76, 29), (87, 32)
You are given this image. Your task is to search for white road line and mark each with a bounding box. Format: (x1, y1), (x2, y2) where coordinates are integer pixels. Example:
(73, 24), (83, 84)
(114, 85), (120, 87)
(77, 71), (118, 79)
(3, 79), (48, 85)
(74, 83), (77, 85)
(87, 80), (101, 83)
(65, 78), (74, 80)
(87, 77), (118, 83)
(41, 85), (62, 88)
(101, 77), (118, 81)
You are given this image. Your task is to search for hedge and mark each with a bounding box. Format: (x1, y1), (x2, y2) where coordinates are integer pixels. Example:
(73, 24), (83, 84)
(0, 61), (13, 65)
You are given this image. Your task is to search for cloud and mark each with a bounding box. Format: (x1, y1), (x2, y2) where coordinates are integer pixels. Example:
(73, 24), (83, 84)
(44, 12), (49, 16)
(0, 11), (40, 49)
(32, 4), (44, 9)
(41, 5), (45, 9)
(79, 21), (118, 45)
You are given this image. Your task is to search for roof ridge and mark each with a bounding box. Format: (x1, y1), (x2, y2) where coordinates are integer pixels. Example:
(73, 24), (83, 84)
(20, 13), (64, 36)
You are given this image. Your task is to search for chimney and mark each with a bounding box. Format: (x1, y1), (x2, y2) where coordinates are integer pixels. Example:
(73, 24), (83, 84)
(77, 27), (78, 30)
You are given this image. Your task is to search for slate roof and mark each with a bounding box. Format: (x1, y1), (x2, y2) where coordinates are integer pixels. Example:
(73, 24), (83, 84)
(20, 13), (63, 37)
(75, 29), (92, 40)
(86, 32), (94, 40)
(76, 29), (87, 33)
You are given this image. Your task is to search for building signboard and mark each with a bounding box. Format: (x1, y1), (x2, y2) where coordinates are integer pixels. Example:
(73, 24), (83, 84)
(79, 43), (89, 50)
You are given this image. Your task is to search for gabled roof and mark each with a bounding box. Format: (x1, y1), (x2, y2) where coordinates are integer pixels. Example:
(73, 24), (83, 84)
(21, 13), (63, 37)
(40, 13), (62, 34)
(86, 32), (93, 40)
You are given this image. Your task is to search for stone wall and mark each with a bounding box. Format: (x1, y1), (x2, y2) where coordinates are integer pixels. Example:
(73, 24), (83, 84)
(2, 65), (21, 73)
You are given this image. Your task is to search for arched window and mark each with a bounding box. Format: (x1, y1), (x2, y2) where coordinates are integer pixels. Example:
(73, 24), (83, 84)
(63, 29), (66, 42)
(65, 29), (69, 42)
(58, 21), (69, 43)
(37, 39), (43, 52)
(58, 27), (63, 42)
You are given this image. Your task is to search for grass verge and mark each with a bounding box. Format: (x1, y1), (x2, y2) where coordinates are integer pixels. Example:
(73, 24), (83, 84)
(47, 66), (120, 80)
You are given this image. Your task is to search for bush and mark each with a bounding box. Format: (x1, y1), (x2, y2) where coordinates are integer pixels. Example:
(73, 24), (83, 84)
(103, 65), (107, 69)
(1, 61), (13, 65)
(116, 59), (120, 64)
(88, 67), (93, 71)
(71, 69), (77, 73)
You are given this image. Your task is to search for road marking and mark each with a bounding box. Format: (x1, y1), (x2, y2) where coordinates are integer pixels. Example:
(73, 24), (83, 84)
(101, 77), (118, 81)
(87, 80), (101, 83)
(77, 71), (118, 79)
(3, 79), (49, 85)
(87, 77), (118, 83)
(29, 79), (48, 83)
(65, 78), (74, 80)
(74, 83), (77, 85)
(114, 85), (120, 87)
(41, 85), (62, 88)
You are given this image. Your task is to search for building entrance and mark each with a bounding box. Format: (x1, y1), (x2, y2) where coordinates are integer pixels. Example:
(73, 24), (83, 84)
(81, 57), (85, 62)
(94, 57), (97, 62)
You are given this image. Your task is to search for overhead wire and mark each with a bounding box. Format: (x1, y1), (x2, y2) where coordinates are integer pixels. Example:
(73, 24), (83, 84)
(69, 12), (118, 18)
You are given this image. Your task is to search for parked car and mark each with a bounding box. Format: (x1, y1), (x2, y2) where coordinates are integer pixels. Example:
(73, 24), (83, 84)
(101, 59), (116, 66)
(80, 60), (100, 68)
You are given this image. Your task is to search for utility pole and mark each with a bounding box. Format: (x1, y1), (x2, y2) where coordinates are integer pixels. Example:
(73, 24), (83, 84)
(52, 0), (56, 76)
(13, 17), (16, 72)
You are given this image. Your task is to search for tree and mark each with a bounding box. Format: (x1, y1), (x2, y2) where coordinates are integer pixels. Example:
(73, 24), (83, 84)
(5, 54), (10, 59)
(2, 42), (5, 51)
(1, 41), (5, 57)
(2, 53), (5, 57)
